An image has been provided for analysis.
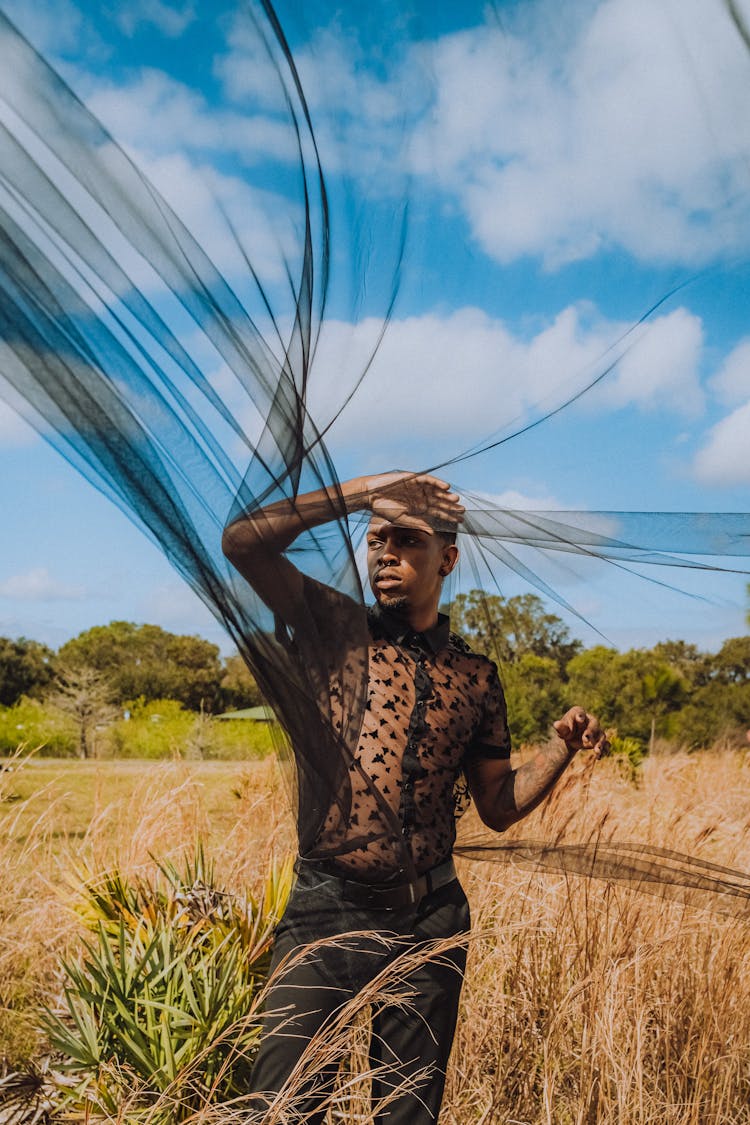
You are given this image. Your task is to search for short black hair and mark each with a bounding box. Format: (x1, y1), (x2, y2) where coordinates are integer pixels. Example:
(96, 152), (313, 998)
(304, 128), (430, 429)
(436, 528), (457, 547)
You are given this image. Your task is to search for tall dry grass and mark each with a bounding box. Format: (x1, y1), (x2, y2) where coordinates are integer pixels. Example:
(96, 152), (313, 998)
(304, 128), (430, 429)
(2, 747), (750, 1122)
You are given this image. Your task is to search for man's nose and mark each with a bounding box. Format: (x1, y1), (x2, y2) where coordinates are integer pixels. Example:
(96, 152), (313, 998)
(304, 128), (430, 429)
(380, 536), (399, 561)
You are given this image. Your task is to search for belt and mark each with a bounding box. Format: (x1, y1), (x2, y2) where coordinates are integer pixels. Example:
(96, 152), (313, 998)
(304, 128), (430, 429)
(297, 856), (458, 910)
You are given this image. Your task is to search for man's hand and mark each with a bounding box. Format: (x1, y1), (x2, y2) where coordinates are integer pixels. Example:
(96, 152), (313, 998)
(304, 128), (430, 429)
(362, 471), (465, 534)
(553, 706), (609, 759)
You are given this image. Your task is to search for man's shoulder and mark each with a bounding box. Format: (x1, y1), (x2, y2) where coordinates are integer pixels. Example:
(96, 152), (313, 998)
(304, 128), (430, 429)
(276, 572), (366, 653)
(446, 631), (497, 670)
(447, 630), (474, 655)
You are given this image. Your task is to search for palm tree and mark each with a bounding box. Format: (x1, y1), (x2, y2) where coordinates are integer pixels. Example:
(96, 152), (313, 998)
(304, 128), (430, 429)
(642, 665), (688, 754)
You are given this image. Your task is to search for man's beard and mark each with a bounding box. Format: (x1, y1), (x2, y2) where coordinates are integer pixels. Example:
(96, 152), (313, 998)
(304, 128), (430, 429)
(376, 592), (409, 614)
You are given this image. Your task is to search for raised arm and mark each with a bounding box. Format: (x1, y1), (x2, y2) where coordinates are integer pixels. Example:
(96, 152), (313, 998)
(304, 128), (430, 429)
(466, 707), (609, 832)
(221, 471), (464, 615)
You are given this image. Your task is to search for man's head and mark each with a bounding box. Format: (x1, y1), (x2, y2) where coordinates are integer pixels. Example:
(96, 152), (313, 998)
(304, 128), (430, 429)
(366, 518), (459, 630)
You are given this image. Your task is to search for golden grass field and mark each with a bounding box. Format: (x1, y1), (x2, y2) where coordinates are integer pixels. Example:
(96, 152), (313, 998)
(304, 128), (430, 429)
(2, 747), (750, 1124)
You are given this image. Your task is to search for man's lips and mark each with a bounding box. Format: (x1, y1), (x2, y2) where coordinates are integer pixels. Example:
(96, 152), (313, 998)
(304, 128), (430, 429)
(374, 571), (402, 588)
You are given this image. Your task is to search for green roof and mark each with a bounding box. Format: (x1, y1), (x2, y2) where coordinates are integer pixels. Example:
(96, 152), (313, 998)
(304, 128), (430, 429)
(215, 705), (276, 721)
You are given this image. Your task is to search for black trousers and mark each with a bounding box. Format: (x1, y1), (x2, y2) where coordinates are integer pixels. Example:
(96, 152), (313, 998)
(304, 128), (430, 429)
(248, 864), (470, 1124)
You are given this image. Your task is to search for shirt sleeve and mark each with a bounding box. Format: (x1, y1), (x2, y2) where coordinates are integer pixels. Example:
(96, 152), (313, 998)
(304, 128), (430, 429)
(466, 661), (512, 761)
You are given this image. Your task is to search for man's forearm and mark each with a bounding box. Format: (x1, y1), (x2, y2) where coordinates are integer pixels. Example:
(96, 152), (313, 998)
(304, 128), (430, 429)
(222, 476), (369, 560)
(508, 741), (575, 815)
(490, 741), (576, 830)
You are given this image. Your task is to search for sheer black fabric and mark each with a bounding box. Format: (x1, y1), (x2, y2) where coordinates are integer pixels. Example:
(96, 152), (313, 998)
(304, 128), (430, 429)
(1, 2), (750, 911)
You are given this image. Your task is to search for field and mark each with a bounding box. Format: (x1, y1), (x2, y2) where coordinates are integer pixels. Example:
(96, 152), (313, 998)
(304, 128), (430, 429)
(2, 748), (750, 1123)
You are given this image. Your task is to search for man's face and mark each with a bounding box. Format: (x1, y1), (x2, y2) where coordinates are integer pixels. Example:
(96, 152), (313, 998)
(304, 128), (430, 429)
(366, 519), (455, 617)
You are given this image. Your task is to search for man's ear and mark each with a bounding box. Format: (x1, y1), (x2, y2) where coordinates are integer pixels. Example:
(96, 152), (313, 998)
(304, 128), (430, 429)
(439, 544), (459, 577)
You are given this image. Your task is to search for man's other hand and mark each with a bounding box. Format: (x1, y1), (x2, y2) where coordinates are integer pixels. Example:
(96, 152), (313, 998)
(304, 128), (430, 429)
(553, 707), (609, 759)
(363, 471), (465, 534)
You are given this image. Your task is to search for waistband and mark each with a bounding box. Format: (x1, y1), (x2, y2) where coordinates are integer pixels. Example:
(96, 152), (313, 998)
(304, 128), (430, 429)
(295, 856), (458, 910)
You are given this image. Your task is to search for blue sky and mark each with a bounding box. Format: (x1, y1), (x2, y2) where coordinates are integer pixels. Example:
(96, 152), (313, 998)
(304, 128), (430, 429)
(0, 0), (749, 654)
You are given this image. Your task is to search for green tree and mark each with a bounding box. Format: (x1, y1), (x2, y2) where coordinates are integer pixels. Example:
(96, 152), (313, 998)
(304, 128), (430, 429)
(220, 653), (263, 711)
(641, 664), (688, 752)
(449, 590), (581, 745)
(669, 679), (750, 749)
(651, 640), (710, 689)
(451, 590), (581, 673)
(58, 622), (224, 711)
(712, 636), (750, 684)
(502, 653), (567, 745)
(0, 636), (55, 706)
(566, 647), (687, 746)
(665, 633), (750, 749)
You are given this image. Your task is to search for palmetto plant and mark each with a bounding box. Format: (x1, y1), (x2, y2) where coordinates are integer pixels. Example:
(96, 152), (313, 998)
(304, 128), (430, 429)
(40, 848), (293, 1122)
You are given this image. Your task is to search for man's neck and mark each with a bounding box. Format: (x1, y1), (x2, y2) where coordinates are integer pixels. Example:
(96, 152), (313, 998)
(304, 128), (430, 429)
(378, 601), (438, 634)
(407, 607), (439, 633)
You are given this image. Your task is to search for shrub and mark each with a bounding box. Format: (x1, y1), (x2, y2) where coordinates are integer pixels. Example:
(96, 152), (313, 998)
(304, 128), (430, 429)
(108, 700), (277, 760)
(42, 849), (293, 1122)
(0, 697), (77, 757)
(107, 699), (195, 759)
(608, 734), (646, 782)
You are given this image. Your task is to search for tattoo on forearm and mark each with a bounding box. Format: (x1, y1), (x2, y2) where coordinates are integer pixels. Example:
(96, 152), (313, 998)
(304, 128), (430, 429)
(501, 742), (573, 816)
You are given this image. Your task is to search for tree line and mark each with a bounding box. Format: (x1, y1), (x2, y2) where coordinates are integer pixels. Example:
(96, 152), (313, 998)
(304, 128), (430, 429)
(1, 593), (749, 757)
(0, 623), (262, 759)
(0, 622), (261, 713)
(449, 590), (750, 751)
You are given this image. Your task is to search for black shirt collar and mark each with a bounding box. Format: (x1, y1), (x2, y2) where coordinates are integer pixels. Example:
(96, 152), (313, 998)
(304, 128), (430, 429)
(368, 603), (450, 655)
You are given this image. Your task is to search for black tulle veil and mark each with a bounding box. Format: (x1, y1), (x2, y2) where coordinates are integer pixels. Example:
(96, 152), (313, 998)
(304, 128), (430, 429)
(1, 0), (750, 912)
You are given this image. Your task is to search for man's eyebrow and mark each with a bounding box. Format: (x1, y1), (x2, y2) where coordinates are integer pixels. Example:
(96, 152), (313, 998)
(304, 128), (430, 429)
(367, 520), (392, 535)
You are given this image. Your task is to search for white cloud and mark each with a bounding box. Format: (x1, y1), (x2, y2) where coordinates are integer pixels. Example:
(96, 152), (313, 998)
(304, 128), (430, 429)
(693, 331), (750, 484)
(127, 149), (296, 286)
(86, 69), (297, 165)
(410, 0), (750, 267)
(9, 0), (750, 281)
(218, 0), (750, 269)
(694, 400), (750, 485)
(0, 130), (293, 314)
(76, 73), (303, 291)
(216, 14), (296, 109)
(584, 308), (704, 415)
(710, 337), (750, 406)
(476, 489), (564, 511)
(0, 568), (85, 601)
(216, 13), (428, 181)
(113, 1), (195, 39)
(309, 303), (706, 453)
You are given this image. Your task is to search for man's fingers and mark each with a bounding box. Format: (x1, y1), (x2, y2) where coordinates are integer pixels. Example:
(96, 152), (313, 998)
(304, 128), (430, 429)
(392, 513), (434, 533)
(369, 472), (464, 531)
(553, 706), (586, 741)
(591, 734), (611, 760)
(554, 707), (605, 754)
(581, 717), (602, 749)
(414, 473), (452, 491)
(433, 495), (464, 513)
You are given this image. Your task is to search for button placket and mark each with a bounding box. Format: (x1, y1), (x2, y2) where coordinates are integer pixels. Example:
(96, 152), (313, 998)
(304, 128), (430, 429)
(398, 644), (433, 843)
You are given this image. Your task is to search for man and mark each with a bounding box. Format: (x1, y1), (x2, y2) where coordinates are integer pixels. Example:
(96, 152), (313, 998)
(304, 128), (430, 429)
(222, 470), (607, 1124)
